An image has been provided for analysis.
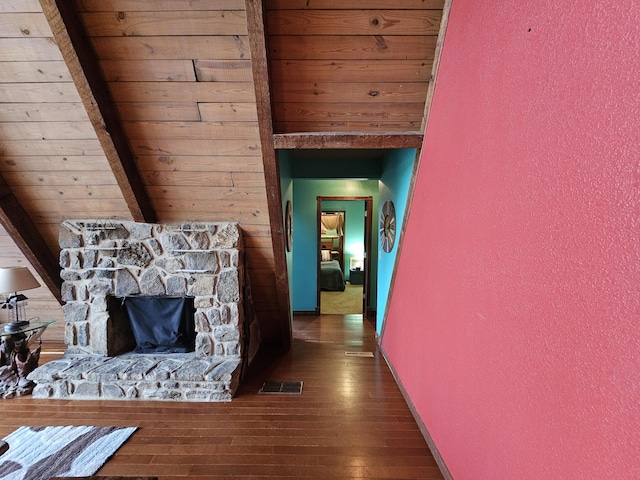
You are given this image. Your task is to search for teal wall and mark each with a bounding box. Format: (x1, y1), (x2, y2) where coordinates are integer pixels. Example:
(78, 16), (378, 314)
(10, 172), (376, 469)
(279, 153), (294, 317)
(292, 179), (379, 312)
(322, 200), (365, 282)
(377, 149), (416, 333)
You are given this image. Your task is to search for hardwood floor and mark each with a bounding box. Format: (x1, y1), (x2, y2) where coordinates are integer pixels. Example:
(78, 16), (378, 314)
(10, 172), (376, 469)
(1, 315), (444, 479)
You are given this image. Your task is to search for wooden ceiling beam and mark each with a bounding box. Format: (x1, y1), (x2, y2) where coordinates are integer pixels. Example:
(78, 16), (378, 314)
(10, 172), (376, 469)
(38, 0), (156, 223)
(273, 132), (424, 150)
(0, 174), (62, 304)
(245, 0), (292, 349)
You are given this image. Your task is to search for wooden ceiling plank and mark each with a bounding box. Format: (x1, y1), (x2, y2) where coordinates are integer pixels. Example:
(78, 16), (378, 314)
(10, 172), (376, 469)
(267, 0), (445, 8)
(245, 0), (292, 350)
(267, 10), (441, 36)
(79, 11), (248, 37)
(0, 0), (43, 13)
(0, 60), (72, 83)
(76, 0), (246, 12)
(0, 102), (88, 122)
(268, 35), (436, 61)
(0, 37), (62, 61)
(273, 132), (423, 149)
(107, 81), (256, 104)
(271, 81), (429, 104)
(38, 0), (156, 223)
(91, 36), (251, 61)
(129, 139), (261, 157)
(123, 122), (260, 141)
(135, 157), (264, 173)
(0, 156), (112, 172)
(0, 12), (55, 37)
(269, 59), (432, 83)
(274, 120), (423, 133)
(0, 173), (62, 303)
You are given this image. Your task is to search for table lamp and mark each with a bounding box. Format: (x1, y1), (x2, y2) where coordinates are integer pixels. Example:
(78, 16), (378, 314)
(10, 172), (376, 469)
(0, 267), (40, 332)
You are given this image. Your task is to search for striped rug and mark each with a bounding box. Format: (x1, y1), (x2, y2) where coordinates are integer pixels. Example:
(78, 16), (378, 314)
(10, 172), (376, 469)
(0, 425), (137, 480)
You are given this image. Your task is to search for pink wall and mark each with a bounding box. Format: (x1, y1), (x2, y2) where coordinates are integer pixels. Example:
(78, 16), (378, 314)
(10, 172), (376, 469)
(382, 1), (640, 478)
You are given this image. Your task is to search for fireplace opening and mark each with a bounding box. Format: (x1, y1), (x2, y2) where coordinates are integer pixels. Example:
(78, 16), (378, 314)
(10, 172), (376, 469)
(107, 295), (196, 354)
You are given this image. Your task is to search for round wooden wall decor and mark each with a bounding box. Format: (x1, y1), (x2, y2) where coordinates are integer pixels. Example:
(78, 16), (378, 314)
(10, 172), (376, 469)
(285, 200), (293, 252)
(380, 200), (396, 253)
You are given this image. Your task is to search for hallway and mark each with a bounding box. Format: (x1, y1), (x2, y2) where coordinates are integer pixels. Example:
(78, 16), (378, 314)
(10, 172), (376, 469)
(1, 314), (444, 479)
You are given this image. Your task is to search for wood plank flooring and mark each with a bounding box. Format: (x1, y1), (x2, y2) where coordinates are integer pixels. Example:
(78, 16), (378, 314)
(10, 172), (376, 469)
(0, 314), (444, 479)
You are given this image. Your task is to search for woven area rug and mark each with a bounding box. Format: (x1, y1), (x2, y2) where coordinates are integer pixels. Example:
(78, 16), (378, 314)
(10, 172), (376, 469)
(0, 425), (137, 480)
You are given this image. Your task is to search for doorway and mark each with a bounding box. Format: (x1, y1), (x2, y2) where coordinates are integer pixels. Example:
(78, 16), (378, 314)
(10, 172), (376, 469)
(317, 196), (373, 316)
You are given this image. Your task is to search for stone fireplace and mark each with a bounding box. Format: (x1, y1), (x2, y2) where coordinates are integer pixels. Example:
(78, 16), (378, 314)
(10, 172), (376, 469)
(28, 220), (259, 402)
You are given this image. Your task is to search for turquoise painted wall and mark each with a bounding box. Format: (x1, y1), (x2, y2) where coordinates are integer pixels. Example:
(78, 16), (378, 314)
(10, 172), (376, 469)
(292, 179), (379, 312)
(377, 149), (416, 333)
(322, 200), (365, 282)
(279, 153), (294, 316)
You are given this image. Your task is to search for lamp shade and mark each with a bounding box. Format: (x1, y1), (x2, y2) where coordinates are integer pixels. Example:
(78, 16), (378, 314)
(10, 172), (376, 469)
(0, 267), (40, 294)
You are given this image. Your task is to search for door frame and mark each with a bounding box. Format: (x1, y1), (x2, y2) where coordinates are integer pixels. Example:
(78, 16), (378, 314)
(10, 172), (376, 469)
(316, 196), (373, 316)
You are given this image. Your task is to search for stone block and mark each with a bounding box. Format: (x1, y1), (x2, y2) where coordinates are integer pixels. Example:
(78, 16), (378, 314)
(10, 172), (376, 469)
(102, 383), (126, 399)
(142, 388), (182, 400)
(205, 359), (241, 382)
(170, 360), (212, 382)
(61, 282), (76, 302)
(83, 249), (97, 269)
(63, 302), (89, 323)
(88, 278), (113, 296)
(77, 322), (90, 347)
(184, 251), (218, 273)
(188, 276), (215, 296)
(190, 231), (210, 250)
(60, 251), (70, 269)
(210, 223), (240, 248)
(118, 242), (152, 268)
(160, 233), (190, 253)
(69, 251), (81, 270)
(195, 333), (213, 356)
(90, 316), (109, 355)
(217, 270), (239, 303)
(59, 224), (82, 248)
(115, 269), (140, 297)
(31, 383), (54, 398)
(121, 358), (158, 380)
(166, 276), (187, 296)
(224, 342), (241, 357)
(74, 381), (100, 398)
(140, 267), (165, 295)
(130, 222), (153, 240)
(214, 326), (239, 343)
(194, 311), (211, 333)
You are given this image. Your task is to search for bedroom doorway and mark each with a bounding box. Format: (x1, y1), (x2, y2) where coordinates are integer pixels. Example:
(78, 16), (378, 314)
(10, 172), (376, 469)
(317, 196), (373, 316)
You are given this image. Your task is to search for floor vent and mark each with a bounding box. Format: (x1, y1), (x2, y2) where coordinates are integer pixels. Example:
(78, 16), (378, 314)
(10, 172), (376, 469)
(345, 351), (375, 357)
(259, 381), (303, 394)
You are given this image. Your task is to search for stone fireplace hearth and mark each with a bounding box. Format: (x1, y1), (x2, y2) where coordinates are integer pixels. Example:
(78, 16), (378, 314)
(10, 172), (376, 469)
(28, 220), (258, 402)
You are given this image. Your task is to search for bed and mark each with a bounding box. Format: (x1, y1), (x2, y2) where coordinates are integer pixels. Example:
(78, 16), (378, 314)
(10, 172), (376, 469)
(320, 260), (346, 291)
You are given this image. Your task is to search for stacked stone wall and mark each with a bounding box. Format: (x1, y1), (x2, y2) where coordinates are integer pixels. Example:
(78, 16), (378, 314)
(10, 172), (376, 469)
(28, 220), (249, 402)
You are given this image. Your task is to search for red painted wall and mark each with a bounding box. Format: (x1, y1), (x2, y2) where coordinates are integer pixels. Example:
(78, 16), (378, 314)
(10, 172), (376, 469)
(382, 1), (640, 478)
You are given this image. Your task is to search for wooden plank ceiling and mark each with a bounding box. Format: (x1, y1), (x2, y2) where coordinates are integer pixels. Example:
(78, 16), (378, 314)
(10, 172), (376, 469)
(0, 0), (442, 346)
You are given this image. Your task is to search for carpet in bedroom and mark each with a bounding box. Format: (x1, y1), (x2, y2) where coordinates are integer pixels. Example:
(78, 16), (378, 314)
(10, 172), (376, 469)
(321, 283), (363, 314)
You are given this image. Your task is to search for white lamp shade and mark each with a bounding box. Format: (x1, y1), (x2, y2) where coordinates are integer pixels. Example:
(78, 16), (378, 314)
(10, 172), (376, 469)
(0, 267), (40, 294)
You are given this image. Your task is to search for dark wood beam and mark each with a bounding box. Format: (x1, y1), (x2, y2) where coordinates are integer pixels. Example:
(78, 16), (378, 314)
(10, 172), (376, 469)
(245, 0), (292, 349)
(38, 0), (156, 223)
(0, 175), (62, 304)
(273, 132), (424, 150)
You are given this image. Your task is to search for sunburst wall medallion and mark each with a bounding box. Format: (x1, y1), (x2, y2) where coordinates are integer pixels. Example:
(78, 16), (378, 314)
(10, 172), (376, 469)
(380, 200), (396, 253)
